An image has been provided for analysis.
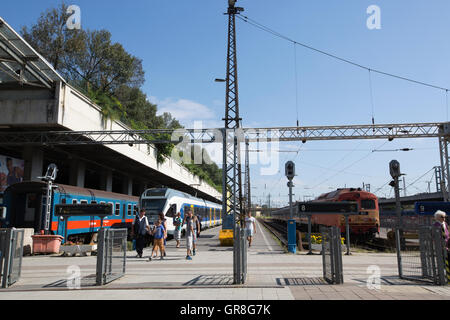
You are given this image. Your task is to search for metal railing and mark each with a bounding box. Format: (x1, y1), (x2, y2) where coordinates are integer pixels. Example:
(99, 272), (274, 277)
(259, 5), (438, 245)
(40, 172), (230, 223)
(321, 226), (343, 284)
(96, 228), (127, 286)
(0, 228), (24, 288)
(397, 225), (447, 285)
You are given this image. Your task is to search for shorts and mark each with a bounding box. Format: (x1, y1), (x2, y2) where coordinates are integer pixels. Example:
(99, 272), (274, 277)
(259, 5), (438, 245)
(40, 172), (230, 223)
(153, 238), (165, 253)
(193, 231), (197, 244)
(174, 229), (181, 241)
(186, 235), (193, 251)
(246, 229), (254, 238)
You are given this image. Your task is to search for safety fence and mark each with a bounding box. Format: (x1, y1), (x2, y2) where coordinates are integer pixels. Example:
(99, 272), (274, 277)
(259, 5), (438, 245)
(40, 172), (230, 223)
(396, 225), (448, 285)
(96, 228), (127, 286)
(321, 226), (343, 284)
(380, 214), (434, 230)
(0, 228), (24, 288)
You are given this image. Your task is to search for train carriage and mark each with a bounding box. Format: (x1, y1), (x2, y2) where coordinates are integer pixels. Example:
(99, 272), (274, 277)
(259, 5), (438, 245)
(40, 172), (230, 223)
(140, 188), (222, 236)
(1, 181), (139, 243)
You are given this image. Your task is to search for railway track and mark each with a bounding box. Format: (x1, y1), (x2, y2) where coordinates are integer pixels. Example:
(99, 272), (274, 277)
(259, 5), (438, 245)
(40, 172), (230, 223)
(258, 218), (288, 247)
(260, 217), (396, 253)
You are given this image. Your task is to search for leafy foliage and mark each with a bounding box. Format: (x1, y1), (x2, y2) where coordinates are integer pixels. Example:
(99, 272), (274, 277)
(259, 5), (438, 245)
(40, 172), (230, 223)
(21, 2), (222, 192)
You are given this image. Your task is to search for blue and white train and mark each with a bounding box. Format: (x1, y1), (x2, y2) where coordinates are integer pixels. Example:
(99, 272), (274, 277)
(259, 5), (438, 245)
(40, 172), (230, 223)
(140, 188), (222, 236)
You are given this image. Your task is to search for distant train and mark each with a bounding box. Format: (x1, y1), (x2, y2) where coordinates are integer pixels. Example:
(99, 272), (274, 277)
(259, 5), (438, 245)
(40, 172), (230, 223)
(140, 188), (223, 236)
(272, 188), (380, 239)
(0, 182), (223, 244)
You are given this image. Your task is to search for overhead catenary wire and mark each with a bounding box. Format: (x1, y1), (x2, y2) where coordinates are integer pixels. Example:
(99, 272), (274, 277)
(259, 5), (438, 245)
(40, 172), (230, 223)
(237, 14), (450, 93)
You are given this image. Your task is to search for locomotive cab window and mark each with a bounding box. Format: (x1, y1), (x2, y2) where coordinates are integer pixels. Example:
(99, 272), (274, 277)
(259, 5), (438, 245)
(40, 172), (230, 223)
(166, 204), (176, 218)
(361, 200), (376, 210)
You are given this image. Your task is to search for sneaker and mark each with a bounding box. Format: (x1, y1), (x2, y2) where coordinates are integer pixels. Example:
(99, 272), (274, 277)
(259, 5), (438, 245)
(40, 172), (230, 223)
(186, 255), (192, 260)
(148, 257), (152, 261)
(160, 256), (164, 260)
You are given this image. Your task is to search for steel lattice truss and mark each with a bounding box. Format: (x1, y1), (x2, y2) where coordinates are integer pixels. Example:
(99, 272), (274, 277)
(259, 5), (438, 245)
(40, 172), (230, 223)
(0, 122), (445, 146)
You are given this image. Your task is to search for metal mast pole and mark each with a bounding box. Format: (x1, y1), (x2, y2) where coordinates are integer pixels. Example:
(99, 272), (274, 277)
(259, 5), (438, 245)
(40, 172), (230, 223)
(222, 0), (245, 284)
(244, 138), (251, 214)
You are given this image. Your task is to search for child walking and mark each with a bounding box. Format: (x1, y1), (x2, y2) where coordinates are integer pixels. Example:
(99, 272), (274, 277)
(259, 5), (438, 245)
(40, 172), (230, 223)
(149, 219), (165, 261)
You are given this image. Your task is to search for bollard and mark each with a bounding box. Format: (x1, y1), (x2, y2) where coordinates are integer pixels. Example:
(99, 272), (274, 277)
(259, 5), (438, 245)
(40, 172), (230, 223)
(288, 219), (296, 254)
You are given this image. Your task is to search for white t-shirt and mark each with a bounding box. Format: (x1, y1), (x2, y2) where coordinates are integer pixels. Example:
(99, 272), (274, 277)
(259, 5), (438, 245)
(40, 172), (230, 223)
(245, 216), (256, 232)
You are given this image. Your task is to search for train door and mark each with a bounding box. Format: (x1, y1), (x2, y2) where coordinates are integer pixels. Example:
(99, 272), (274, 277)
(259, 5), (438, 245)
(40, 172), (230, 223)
(24, 193), (41, 229)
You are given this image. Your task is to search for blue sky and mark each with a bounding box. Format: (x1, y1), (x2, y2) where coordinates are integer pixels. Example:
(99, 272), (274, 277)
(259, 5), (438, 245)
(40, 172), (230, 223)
(2, 1), (450, 206)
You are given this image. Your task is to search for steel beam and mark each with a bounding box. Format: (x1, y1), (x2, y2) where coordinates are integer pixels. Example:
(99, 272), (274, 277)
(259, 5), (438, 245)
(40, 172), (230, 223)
(0, 122), (445, 146)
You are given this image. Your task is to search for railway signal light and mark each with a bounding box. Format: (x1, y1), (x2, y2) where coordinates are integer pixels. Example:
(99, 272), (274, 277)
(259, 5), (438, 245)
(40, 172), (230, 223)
(285, 161), (295, 180)
(389, 160), (401, 178)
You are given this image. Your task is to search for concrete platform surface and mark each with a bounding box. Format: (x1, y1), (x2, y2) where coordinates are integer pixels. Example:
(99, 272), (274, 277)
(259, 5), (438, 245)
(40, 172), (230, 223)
(1, 220), (450, 300)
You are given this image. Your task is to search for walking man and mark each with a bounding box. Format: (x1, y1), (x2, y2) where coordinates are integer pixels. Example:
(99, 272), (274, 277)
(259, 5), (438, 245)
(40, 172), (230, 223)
(131, 209), (149, 258)
(245, 211), (257, 248)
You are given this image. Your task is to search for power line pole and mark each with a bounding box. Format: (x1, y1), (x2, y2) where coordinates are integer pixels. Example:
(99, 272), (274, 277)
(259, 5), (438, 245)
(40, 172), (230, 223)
(221, 0), (246, 285)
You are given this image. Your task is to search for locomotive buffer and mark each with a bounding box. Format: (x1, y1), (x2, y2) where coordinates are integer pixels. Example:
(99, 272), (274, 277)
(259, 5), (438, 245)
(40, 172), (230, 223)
(297, 202), (358, 255)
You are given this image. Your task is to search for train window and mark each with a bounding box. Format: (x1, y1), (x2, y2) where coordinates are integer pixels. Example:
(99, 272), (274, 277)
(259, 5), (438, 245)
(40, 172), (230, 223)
(115, 203), (120, 216)
(72, 200), (78, 204)
(108, 202), (114, 215)
(128, 204), (132, 216)
(133, 205), (138, 216)
(80, 200), (88, 204)
(100, 201), (105, 204)
(166, 204), (176, 218)
(91, 201), (97, 204)
(361, 200), (376, 210)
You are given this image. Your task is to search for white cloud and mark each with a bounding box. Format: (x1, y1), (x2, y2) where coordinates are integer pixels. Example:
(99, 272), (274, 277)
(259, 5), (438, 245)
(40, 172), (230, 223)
(151, 96), (220, 127)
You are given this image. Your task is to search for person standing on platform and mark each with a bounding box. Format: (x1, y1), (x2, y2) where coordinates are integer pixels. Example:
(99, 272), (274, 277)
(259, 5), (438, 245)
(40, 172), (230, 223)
(192, 212), (201, 256)
(173, 212), (182, 248)
(131, 209), (150, 258)
(183, 209), (194, 260)
(149, 219), (165, 261)
(433, 210), (450, 282)
(245, 211), (257, 248)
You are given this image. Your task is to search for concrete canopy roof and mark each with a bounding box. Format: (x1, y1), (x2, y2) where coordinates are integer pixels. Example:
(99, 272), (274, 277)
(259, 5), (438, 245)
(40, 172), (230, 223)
(0, 17), (65, 89)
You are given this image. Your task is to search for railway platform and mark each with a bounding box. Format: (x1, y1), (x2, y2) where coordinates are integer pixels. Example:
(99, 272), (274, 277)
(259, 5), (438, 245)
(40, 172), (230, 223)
(0, 220), (449, 300)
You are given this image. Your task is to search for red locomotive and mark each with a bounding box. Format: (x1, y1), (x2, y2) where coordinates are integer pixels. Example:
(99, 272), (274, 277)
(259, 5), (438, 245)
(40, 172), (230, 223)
(313, 188), (380, 238)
